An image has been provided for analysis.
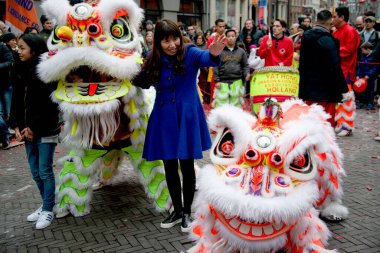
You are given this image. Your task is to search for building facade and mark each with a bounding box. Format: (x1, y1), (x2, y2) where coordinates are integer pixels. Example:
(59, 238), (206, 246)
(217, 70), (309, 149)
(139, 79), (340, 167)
(3, 0), (369, 32)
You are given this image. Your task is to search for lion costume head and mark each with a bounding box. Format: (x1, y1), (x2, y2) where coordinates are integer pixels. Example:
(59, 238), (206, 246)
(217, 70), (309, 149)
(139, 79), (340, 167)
(38, 0), (147, 149)
(189, 99), (344, 253)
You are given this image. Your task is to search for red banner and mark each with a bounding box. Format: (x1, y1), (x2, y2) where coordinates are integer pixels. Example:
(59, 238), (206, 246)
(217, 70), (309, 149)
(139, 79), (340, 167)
(5, 0), (40, 34)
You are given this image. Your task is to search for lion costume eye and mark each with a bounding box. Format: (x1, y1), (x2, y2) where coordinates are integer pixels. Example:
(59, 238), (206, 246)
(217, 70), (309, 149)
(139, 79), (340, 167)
(214, 128), (234, 158)
(284, 151), (317, 181)
(289, 154), (311, 173)
(87, 23), (102, 37)
(110, 17), (133, 42)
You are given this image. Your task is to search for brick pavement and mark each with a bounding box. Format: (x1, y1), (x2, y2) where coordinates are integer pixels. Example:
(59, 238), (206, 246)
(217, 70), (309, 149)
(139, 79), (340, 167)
(0, 109), (379, 253)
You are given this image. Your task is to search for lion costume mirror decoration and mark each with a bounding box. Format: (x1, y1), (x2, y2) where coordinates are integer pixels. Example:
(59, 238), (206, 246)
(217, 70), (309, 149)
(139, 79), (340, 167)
(37, 0), (169, 217)
(189, 99), (348, 253)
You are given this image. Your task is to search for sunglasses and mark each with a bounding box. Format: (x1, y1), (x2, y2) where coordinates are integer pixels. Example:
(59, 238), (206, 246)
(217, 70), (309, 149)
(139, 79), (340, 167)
(365, 20), (374, 23)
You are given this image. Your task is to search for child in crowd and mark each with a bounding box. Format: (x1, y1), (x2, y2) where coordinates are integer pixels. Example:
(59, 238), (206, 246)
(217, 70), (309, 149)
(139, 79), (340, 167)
(356, 42), (379, 110)
(132, 19), (226, 232)
(213, 29), (250, 108)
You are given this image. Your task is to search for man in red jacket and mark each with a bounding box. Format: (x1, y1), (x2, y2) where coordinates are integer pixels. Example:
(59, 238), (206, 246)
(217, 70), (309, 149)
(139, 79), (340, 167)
(258, 19), (294, 66)
(332, 7), (361, 136)
(333, 7), (360, 83)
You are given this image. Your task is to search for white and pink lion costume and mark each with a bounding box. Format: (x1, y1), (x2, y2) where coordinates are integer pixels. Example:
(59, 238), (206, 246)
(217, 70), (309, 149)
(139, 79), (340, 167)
(189, 99), (347, 253)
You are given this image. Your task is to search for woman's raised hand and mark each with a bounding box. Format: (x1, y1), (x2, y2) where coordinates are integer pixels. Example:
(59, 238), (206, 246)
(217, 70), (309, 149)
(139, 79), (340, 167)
(209, 34), (227, 57)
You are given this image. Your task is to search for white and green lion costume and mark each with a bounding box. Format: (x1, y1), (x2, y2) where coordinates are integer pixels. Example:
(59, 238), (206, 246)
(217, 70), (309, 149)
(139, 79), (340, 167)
(37, 0), (169, 217)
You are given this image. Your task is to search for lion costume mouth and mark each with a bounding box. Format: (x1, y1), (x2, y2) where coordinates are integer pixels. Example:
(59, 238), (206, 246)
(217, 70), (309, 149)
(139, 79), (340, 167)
(54, 65), (130, 104)
(197, 165), (319, 226)
(210, 205), (293, 241)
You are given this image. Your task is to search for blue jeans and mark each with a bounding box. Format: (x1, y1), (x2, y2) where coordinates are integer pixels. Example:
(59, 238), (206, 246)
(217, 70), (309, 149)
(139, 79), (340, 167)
(0, 86), (12, 144)
(25, 138), (57, 212)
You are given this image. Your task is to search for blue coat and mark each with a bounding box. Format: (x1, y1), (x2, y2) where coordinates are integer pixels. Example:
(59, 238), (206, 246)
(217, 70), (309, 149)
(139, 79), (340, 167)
(135, 44), (220, 161)
(357, 52), (379, 80)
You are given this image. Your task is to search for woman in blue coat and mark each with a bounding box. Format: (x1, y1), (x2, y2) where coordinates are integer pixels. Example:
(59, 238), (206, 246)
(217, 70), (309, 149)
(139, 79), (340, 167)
(133, 19), (226, 232)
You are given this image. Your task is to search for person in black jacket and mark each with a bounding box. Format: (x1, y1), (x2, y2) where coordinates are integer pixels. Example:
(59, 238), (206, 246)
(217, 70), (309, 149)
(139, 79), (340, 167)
(0, 41), (14, 148)
(299, 10), (348, 127)
(240, 19), (264, 47)
(11, 33), (60, 229)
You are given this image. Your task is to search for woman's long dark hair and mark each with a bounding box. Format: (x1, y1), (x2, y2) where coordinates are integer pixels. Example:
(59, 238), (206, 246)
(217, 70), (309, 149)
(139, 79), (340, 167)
(144, 19), (185, 85)
(19, 33), (48, 62)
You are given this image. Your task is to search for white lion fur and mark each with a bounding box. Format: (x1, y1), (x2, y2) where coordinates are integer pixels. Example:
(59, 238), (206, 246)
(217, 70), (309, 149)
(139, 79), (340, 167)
(58, 173), (94, 190)
(41, 0), (71, 26)
(38, 48), (141, 83)
(58, 100), (121, 149)
(289, 208), (331, 247)
(198, 165), (319, 225)
(56, 187), (92, 206)
(125, 153), (169, 211)
(335, 100), (355, 112)
(279, 100), (347, 218)
(320, 199), (349, 220)
(57, 154), (101, 176)
(334, 111), (355, 122)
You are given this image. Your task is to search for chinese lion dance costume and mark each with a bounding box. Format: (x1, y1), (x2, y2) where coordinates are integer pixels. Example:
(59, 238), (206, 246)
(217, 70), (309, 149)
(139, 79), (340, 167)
(189, 99), (348, 253)
(37, 0), (170, 217)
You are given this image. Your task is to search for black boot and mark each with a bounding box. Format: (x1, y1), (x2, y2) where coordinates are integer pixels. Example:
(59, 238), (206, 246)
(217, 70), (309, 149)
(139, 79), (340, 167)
(160, 211), (182, 229)
(181, 213), (193, 233)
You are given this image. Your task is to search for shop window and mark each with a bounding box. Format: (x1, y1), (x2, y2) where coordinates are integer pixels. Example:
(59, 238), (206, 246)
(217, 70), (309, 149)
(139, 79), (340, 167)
(140, 0), (162, 23)
(178, 0), (203, 28)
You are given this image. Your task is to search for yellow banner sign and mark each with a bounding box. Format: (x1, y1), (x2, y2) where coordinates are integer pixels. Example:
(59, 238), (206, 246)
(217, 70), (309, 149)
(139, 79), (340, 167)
(250, 67), (299, 112)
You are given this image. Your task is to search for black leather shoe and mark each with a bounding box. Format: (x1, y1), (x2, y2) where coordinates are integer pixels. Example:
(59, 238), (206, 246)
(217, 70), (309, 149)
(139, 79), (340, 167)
(160, 211), (182, 229)
(181, 213), (193, 233)
(1, 140), (9, 150)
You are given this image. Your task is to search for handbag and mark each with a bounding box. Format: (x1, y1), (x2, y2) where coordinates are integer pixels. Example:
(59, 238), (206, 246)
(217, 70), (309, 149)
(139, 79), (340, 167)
(353, 78), (367, 93)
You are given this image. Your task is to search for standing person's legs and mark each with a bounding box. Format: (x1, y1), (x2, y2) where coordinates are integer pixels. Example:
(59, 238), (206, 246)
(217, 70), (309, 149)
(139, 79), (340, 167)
(355, 90), (365, 108)
(25, 140), (45, 224)
(161, 159), (183, 228)
(229, 79), (245, 108)
(35, 141), (57, 229)
(2, 85), (12, 119)
(0, 86), (12, 147)
(38, 142), (57, 212)
(179, 158), (195, 232)
(364, 79), (376, 110)
(212, 83), (230, 108)
(25, 141), (44, 197)
(179, 158), (195, 215)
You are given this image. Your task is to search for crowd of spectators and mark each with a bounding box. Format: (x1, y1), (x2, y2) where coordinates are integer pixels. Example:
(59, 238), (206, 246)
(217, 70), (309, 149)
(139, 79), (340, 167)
(2, 9), (380, 148)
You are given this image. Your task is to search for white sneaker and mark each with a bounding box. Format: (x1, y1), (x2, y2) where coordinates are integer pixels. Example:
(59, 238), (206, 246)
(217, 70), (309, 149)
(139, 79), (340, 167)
(36, 211), (54, 229)
(27, 205), (42, 222)
(337, 129), (352, 137)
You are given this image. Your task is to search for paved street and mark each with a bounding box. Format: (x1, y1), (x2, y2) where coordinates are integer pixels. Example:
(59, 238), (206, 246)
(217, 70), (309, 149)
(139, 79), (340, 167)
(0, 108), (379, 253)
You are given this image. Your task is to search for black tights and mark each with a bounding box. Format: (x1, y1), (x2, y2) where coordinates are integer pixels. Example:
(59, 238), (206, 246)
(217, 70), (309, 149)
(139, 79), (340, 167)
(163, 159), (195, 214)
